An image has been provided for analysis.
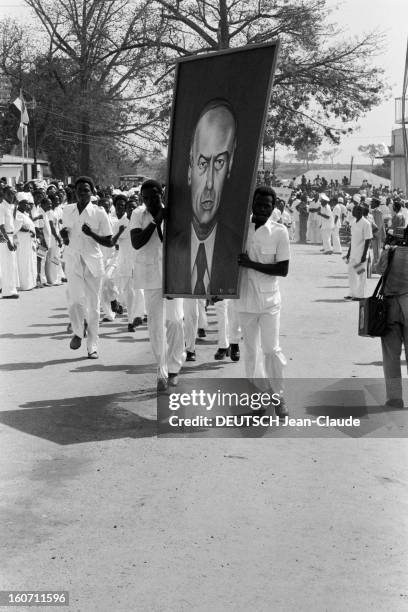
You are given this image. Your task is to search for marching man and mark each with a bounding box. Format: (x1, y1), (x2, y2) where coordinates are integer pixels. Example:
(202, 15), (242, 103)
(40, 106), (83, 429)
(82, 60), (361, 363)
(237, 186), (290, 418)
(61, 176), (113, 358)
(130, 179), (184, 390)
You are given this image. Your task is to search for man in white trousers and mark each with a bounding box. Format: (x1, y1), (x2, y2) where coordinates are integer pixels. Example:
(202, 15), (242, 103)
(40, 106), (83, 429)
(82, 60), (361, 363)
(61, 177), (112, 359)
(130, 180), (184, 391)
(0, 185), (19, 299)
(317, 192), (333, 254)
(237, 186), (290, 419)
(331, 197), (343, 254)
(344, 202), (372, 301)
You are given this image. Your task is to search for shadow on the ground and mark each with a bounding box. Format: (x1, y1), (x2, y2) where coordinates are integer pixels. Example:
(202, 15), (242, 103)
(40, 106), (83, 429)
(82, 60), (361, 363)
(318, 285), (349, 289)
(313, 299), (351, 303)
(0, 390), (158, 444)
(327, 274), (348, 279)
(182, 361), (230, 373)
(108, 336), (150, 343)
(354, 360), (406, 367)
(71, 363), (157, 375)
(0, 357), (88, 371)
(0, 331), (66, 340)
(29, 323), (68, 328)
(49, 314), (69, 319)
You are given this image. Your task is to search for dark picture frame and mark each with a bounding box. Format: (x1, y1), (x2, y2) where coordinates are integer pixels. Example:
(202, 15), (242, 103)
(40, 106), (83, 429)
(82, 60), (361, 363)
(163, 42), (280, 298)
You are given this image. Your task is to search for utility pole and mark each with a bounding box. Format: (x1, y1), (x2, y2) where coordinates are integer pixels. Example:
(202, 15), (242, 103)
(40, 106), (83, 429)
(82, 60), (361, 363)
(401, 39), (408, 195)
(349, 156), (354, 185)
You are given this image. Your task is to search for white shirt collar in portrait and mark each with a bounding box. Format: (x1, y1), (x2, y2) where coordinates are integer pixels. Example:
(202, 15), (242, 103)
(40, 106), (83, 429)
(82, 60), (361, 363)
(190, 223), (217, 293)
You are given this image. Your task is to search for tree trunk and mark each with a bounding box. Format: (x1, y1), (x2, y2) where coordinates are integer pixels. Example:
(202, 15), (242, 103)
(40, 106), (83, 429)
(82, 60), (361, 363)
(79, 110), (91, 176)
(218, 0), (229, 49)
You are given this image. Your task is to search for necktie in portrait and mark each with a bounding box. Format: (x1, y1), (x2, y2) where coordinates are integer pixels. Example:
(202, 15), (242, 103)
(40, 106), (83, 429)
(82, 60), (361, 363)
(194, 242), (208, 295)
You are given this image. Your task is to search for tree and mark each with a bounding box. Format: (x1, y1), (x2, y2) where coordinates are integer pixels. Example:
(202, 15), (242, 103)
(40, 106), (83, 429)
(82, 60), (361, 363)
(22, 0), (166, 174)
(295, 145), (319, 169)
(321, 147), (341, 166)
(293, 127), (320, 169)
(150, 0), (387, 149)
(358, 143), (387, 168)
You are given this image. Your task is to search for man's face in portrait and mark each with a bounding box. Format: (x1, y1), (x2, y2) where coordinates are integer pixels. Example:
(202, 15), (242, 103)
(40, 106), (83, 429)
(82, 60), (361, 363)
(188, 104), (236, 238)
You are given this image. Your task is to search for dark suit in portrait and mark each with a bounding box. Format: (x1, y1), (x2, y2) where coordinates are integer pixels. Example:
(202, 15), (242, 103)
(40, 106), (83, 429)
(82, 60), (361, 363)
(166, 218), (241, 297)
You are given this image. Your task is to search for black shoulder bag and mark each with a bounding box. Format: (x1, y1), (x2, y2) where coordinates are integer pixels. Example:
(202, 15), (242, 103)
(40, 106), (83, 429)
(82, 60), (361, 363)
(358, 248), (395, 338)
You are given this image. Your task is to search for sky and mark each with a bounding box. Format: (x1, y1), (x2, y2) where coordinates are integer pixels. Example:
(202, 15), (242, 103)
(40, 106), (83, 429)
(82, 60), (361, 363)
(0, 0), (407, 164)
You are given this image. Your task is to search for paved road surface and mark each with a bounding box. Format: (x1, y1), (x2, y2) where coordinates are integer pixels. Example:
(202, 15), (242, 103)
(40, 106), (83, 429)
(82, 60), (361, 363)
(1, 244), (407, 611)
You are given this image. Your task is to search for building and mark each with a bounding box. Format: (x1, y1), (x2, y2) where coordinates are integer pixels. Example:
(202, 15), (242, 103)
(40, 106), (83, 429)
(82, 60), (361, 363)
(0, 154), (50, 185)
(390, 97), (408, 193)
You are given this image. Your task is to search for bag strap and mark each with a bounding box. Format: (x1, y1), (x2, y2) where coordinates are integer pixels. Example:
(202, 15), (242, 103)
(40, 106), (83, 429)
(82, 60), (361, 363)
(373, 247), (395, 298)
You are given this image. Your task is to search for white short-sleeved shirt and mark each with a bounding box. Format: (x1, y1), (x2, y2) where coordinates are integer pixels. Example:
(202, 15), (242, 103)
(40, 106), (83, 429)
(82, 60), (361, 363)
(0, 201), (15, 233)
(114, 216), (134, 277)
(62, 202), (112, 277)
(128, 206), (162, 289)
(16, 211), (35, 234)
(320, 204), (334, 230)
(237, 218), (290, 314)
(350, 217), (372, 261)
(332, 204), (342, 228)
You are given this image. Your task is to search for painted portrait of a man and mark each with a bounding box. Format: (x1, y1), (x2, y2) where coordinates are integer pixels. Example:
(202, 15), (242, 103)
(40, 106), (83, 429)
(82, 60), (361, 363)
(164, 43), (279, 298)
(189, 99), (238, 294)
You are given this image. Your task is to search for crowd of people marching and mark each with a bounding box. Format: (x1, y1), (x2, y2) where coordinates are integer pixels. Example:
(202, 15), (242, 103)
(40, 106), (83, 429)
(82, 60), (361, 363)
(0, 173), (407, 410)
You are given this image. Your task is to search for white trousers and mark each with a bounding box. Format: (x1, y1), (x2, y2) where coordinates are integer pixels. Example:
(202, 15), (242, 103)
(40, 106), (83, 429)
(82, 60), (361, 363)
(331, 227), (342, 253)
(348, 258), (366, 298)
(198, 299), (208, 329)
(133, 288), (145, 318)
(66, 257), (103, 353)
(307, 217), (321, 243)
(101, 257), (119, 320)
(184, 299), (208, 352)
(117, 276), (136, 323)
(321, 228), (332, 252)
(214, 299), (241, 348)
(144, 289), (185, 379)
(0, 242), (18, 296)
(184, 299), (199, 352)
(45, 238), (63, 284)
(239, 310), (286, 391)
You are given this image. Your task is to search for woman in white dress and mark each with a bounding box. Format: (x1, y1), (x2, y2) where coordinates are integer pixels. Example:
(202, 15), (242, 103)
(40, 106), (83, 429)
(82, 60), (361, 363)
(15, 200), (36, 291)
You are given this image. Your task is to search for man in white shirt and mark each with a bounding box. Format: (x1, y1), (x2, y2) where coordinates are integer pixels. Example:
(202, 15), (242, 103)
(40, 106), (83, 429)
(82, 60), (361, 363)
(112, 195), (139, 331)
(331, 197), (343, 254)
(307, 192), (321, 244)
(344, 203), (372, 300)
(0, 185), (19, 298)
(237, 186), (290, 419)
(130, 180), (184, 390)
(317, 193), (333, 254)
(61, 176), (113, 358)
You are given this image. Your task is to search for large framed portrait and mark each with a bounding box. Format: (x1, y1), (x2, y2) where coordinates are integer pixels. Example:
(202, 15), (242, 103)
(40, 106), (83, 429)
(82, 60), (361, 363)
(163, 42), (280, 298)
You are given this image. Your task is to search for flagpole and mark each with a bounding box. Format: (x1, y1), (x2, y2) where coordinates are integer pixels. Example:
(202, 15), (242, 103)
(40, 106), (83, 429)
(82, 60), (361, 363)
(20, 88), (25, 182)
(401, 39), (408, 195)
